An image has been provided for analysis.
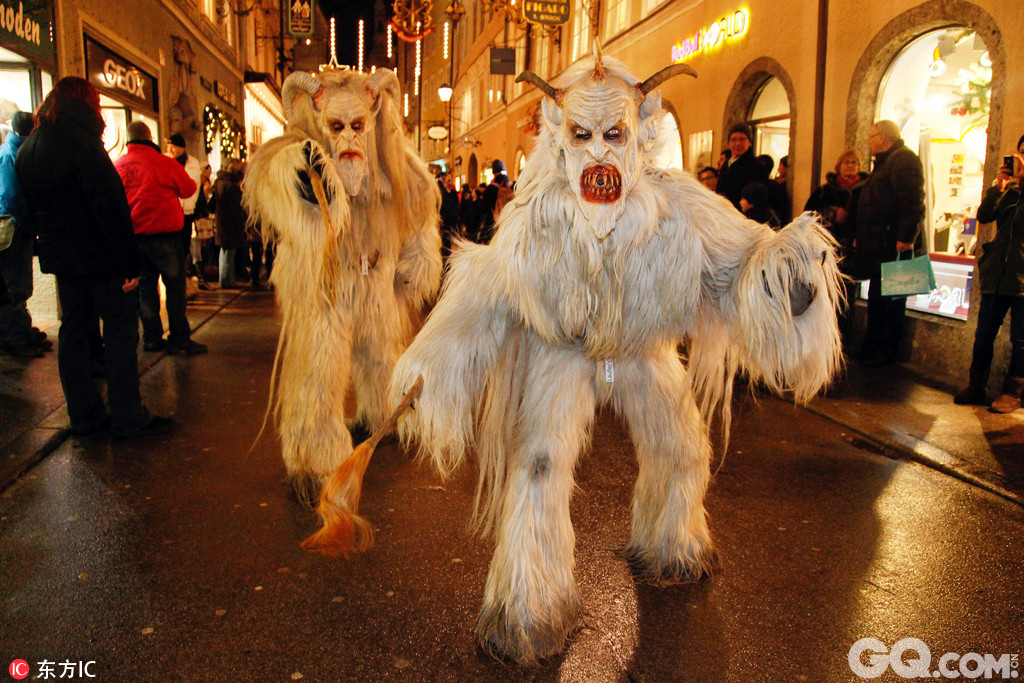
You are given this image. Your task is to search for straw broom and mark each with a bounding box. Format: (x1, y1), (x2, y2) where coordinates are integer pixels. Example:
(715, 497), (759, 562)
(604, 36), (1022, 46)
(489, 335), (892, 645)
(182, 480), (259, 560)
(302, 376), (424, 557)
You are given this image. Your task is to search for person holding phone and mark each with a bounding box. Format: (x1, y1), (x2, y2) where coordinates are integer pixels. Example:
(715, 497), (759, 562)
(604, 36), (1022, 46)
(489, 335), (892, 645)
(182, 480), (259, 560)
(954, 135), (1024, 413)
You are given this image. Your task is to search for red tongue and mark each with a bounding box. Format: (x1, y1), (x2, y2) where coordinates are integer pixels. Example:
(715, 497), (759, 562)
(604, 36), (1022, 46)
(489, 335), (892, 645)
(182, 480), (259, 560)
(580, 164), (622, 203)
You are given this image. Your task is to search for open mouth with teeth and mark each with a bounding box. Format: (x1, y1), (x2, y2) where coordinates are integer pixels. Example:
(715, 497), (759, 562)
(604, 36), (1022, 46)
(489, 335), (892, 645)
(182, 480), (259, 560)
(580, 164), (622, 203)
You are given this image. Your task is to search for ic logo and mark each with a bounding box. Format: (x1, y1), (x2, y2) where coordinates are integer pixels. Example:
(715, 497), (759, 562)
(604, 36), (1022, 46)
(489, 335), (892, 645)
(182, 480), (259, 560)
(8, 660), (30, 680)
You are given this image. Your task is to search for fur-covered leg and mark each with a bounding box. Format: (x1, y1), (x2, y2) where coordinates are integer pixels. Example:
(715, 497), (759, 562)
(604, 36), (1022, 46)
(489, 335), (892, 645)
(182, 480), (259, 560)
(349, 307), (405, 433)
(477, 343), (595, 665)
(615, 346), (717, 585)
(276, 310), (355, 506)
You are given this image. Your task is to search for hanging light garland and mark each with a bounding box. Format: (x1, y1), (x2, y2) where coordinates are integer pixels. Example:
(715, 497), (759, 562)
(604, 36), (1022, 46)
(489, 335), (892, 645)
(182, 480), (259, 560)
(204, 104), (247, 160)
(391, 0), (434, 42)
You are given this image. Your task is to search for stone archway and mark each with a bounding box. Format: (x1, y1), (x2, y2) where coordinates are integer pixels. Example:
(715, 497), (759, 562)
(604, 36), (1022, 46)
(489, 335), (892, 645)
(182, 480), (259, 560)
(722, 57), (797, 190)
(845, 0), (1005, 184)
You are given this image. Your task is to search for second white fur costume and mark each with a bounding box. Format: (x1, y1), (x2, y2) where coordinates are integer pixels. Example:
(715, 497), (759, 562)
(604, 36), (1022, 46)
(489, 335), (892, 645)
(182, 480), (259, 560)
(244, 68), (441, 502)
(386, 55), (844, 664)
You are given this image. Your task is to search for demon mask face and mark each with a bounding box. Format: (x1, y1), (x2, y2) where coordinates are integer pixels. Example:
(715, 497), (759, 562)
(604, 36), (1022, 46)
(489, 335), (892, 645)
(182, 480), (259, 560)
(518, 56), (696, 240)
(282, 69), (397, 197)
(323, 89), (374, 196)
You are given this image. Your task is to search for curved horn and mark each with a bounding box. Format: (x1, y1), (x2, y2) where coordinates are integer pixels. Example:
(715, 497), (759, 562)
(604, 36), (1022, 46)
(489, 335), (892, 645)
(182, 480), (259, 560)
(593, 41), (606, 80)
(367, 67), (400, 101)
(515, 70), (561, 102)
(283, 71), (324, 121)
(636, 63), (698, 96)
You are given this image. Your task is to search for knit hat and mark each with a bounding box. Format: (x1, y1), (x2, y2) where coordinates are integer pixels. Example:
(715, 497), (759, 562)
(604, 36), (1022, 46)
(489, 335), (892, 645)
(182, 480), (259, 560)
(11, 111), (33, 136)
(491, 159), (507, 175)
(168, 133), (186, 148)
(728, 122), (752, 142)
(740, 181), (769, 207)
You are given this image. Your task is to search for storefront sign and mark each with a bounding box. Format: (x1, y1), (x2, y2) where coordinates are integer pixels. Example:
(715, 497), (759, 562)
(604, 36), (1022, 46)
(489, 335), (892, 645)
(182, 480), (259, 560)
(85, 37), (157, 112)
(524, 0), (569, 26)
(0, 0), (54, 64)
(671, 8), (749, 63)
(287, 0), (314, 38)
(215, 80), (237, 109)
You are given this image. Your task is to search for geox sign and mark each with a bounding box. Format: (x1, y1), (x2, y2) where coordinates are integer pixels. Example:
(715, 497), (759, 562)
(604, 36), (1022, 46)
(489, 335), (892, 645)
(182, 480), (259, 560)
(524, 0), (569, 26)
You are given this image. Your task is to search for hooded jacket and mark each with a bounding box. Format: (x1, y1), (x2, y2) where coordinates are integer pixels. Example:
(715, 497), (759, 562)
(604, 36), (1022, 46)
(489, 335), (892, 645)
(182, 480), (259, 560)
(15, 100), (139, 279)
(114, 140), (196, 236)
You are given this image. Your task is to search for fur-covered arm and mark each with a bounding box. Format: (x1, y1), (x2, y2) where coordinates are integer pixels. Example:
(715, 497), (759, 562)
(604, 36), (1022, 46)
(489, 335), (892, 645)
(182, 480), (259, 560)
(652, 171), (842, 427)
(393, 161), (442, 309)
(242, 133), (349, 247)
(687, 200), (844, 412)
(389, 242), (514, 476)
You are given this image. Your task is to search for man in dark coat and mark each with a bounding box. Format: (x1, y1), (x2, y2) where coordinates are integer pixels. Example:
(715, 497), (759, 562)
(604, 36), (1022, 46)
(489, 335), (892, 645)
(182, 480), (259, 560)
(852, 119), (925, 366)
(16, 77), (173, 438)
(716, 122), (769, 210)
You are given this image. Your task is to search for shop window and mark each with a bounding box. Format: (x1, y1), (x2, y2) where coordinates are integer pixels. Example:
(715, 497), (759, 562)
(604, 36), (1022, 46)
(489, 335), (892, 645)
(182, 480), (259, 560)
(688, 129), (714, 175)
(748, 76), (789, 176)
(570, 0), (591, 63)
(531, 28), (550, 80)
(0, 69), (32, 118)
(0, 46), (53, 116)
(604, 0), (628, 39)
(98, 97), (160, 162)
(641, 0), (668, 19)
(649, 112), (683, 170)
(876, 28), (990, 259)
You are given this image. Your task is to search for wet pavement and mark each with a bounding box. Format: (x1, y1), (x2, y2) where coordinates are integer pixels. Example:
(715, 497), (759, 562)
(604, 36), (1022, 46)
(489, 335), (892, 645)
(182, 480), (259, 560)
(1, 290), (1022, 682)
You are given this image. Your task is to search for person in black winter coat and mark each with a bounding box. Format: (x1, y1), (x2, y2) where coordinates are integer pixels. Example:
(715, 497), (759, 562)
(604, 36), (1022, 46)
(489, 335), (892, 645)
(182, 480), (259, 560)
(716, 122), (769, 210)
(805, 150), (869, 256)
(15, 77), (173, 438)
(805, 149), (869, 341)
(852, 119), (925, 366)
(739, 181), (780, 229)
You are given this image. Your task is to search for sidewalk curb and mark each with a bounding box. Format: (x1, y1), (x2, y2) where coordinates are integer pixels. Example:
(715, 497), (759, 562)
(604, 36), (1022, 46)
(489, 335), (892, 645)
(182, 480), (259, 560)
(801, 403), (1024, 509)
(0, 290), (247, 495)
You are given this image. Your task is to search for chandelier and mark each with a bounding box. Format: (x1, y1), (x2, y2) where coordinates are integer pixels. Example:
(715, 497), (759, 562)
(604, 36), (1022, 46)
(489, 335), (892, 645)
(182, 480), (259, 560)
(391, 0), (434, 42)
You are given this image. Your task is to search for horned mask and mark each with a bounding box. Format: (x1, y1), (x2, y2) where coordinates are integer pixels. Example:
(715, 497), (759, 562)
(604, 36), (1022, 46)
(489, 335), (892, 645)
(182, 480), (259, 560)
(517, 55), (696, 239)
(282, 68), (400, 197)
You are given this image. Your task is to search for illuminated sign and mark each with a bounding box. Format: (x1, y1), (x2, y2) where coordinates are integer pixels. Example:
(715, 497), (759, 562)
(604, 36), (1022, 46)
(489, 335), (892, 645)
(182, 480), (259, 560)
(671, 8), (749, 63)
(0, 0), (54, 64)
(524, 0), (569, 26)
(85, 36), (158, 111)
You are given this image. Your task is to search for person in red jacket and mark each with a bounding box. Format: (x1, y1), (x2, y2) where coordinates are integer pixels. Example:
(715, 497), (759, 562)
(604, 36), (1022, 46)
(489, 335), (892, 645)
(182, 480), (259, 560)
(115, 121), (206, 355)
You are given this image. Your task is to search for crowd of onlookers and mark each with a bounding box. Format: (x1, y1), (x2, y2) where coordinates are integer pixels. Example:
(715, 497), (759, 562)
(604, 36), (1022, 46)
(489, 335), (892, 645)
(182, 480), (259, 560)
(436, 159), (515, 259)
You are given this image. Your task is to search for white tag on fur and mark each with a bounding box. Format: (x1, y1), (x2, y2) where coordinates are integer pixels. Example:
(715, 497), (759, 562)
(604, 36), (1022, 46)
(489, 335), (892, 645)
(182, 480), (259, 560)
(361, 253), (369, 275)
(604, 358), (614, 383)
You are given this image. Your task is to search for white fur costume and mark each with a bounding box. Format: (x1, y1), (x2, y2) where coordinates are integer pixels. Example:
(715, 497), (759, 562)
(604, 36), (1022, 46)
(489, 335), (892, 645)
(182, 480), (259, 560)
(386, 56), (843, 664)
(243, 68), (441, 503)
